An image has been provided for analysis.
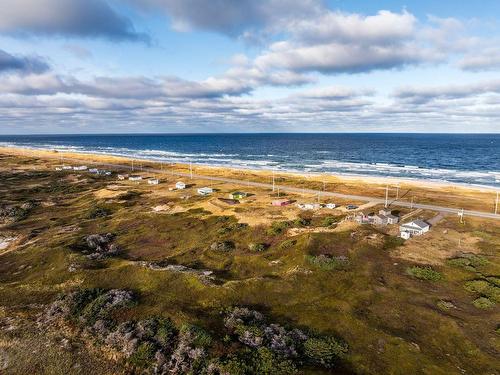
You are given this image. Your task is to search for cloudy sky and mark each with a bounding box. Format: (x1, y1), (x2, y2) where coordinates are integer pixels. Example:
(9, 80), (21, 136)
(0, 0), (500, 134)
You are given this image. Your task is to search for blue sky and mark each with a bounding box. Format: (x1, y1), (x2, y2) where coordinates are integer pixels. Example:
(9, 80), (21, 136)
(0, 0), (499, 134)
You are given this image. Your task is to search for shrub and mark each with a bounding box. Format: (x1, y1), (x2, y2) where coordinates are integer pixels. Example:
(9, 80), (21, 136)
(306, 255), (349, 271)
(448, 254), (488, 270)
(253, 347), (297, 375)
(464, 280), (500, 302)
(406, 266), (442, 281)
(129, 341), (156, 368)
(278, 239), (296, 250)
(293, 218), (311, 227)
(472, 297), (495, 309)
(249, 243), (268, 252)
(155, 318), (178, 347)
(180, 324), (212, 348)
(303, 336), (348, 368)
(321, 217), (336, 227)
(267, 221), (291, 236)
(87, 206), (111, 219)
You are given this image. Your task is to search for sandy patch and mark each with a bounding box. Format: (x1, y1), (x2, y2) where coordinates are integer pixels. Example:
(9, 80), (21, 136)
(94, 188), (126, 199)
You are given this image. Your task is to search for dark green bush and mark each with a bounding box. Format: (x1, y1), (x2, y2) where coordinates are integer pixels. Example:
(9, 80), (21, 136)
(306, 255), (349, 271)
(406, 266), (442, 281)
(303, 336), (348, 368)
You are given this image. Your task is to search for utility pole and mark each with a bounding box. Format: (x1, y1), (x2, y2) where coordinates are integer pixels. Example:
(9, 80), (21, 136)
(458, 208), (464, 224)
(410, 196), (414, 209)
(385, 185), (389, 208)
(396, 184), (400, 200)
(132, 159), (134, 172)
(190, 161), (193, 179)
(272, 170), (275, 192)
(495, 191), (499, 215)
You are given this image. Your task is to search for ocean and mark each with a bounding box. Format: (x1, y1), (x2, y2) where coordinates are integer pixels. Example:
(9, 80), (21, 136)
(1, 133), (499, 188)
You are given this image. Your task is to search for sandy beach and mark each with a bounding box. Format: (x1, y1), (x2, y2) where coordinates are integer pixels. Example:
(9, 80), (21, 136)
(1, 145), (498, 213)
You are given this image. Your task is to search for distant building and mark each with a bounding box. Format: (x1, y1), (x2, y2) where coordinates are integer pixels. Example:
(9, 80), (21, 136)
(55, 167), (62, 171)
(272, 199), (292, 206)
(386, 214), (399, 225)
(400, 219), (430, 238)
(229, 191), (247, 200)
(374, 214), (389, 225)
(379, 208), (393, 216)
(197, 187), (214, 196)
(62, 166), (73, 170)
(297, 203), (321, 210)
(325, 203), (336, 209)
(89, 168), (99, 174)
(400, 231), (411, 240)
(73, 165), (88, 171)
(148, 178), (159, 185)
(354, 212), (374, 224)
(175, 181), (186, 189)
(129, 175), (143, 181)
(117, 174), (128, 180)
(346, 204), (358, 210)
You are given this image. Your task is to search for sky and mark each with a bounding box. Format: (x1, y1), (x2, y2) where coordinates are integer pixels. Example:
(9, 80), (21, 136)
(0, 0), (500, 134)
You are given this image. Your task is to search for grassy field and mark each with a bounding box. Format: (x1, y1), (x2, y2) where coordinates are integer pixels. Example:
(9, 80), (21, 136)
(0, 152), (499, 374)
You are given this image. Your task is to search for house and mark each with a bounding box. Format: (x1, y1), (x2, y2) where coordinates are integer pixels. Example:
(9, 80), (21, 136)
(73, 165), (88, 171)
(175, 181), (186, 189)
(62, 166), (73, 170)
(89, 168), (99, 174)
(272, 199), (292, 206)
(148, 178), (159, 185)
(55, 167), (62, 171)
(379, 208), (393, 216)
(129, 175), (142, 181)
(354, 212), (374, 224)
(400, 219), (430, 238)
(297, 203), (320, 210)
(229, 191), (247, 200)
(386, 214), (399, 224)
(117, 174), (129, 180)
(325, 203), (336, 209)
(197, 187), (214, 196)
(373, 214), (389, 225)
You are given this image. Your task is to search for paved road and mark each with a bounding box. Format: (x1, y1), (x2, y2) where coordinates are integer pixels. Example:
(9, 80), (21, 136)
(54, 155), (500, 221)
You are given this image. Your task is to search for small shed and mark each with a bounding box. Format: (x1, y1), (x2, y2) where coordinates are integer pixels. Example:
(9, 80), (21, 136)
(198, 187), (214, 196)
(148, 178), (159, 185)
(175, 181), (186, 189)
(400, 231), (411, 240)
(73, 165), (88, 171)
(379, 208), (392, 216)
(129, 175), (143, 181)
(89, 168), (99, 174)
(325, 203), (336, 209)
(117, 174), (129, 180)
(229, 191), (247, 200)
(272, 199), (292, 206)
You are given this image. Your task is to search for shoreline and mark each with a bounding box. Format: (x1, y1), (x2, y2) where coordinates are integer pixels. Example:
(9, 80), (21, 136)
(0, 144), (498, 194)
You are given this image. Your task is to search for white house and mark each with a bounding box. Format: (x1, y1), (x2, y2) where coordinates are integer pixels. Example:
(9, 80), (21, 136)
(62, 166), (73, 170)
(129, 175), (143, 181)
(148, 178), (159, 185)
(374, 214), (389, 225)
(197, 187), (213, 196)
(386, 214), (399, 225)
(297, 203), (321, 210)
(400, 231), (411, 240)
(175, 181), (186, 189)
(325, 203), (336, 209)
(89, 168), (99, 174)
(117, 174), (128, 180)
(73, 165), (88, 171)
(400, 219), (430, 238)
(55, 167), (62, 171)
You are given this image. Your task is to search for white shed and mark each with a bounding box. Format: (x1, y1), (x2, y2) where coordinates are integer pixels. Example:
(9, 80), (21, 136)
(197, 187), (213, 196)
(175, 181), (186, 189)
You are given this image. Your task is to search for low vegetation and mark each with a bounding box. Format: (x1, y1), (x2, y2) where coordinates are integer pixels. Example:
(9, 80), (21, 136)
(406, 265), (443, 281)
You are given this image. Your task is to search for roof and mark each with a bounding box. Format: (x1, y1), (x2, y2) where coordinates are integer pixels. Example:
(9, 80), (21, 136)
(386, 214), (398, 219)
(402, 220), (429, 229)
